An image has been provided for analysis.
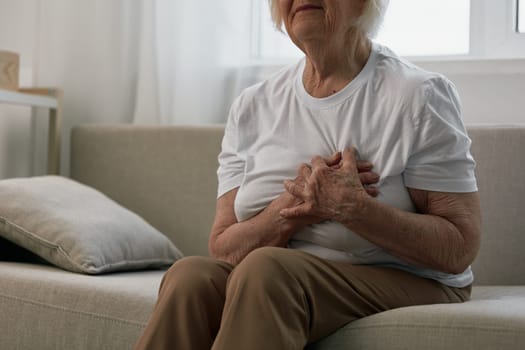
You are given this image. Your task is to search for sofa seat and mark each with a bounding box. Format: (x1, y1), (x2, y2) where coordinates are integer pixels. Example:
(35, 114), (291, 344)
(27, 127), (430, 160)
(309, 286), (525, 350)
(2, 261), (524, 350)
(0, 262), (163, 350)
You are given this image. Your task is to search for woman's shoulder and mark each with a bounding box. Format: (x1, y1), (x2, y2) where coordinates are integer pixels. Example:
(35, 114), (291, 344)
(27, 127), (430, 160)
(234, 60), (303, 106)
(373, 43), (453, 94)
(370, 44), (462, 128)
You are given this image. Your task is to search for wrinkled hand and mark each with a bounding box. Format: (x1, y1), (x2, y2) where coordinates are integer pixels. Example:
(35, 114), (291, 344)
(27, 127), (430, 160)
(280, 148), (377, 222)
(273, 152), (348, 227)
(318, 150), (379, 197)
(275, 174), (322, 227)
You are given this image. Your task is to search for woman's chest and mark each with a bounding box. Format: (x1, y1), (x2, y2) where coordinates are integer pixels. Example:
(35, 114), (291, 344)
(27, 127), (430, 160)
(234, 115), (416, 221)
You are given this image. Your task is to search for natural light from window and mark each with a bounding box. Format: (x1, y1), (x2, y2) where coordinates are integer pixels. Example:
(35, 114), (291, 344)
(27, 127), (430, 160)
(518, 0), (525, 33)
(254, 0), (471, 60)
(375, 0), (470, 56)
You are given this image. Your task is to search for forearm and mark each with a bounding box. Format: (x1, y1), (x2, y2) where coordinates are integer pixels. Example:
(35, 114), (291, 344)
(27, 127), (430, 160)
(209, 197), (304, 266)
(280, 148), (480, 274)
(340, 196), (474, 274)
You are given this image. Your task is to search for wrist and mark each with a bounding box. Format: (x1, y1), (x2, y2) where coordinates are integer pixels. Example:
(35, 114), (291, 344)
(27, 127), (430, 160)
(265, 196), (300, 243)
(334, 191), (372, 229)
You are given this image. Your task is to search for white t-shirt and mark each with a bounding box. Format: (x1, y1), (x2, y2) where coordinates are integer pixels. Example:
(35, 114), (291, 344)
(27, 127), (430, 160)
(217, 43), (477, 288)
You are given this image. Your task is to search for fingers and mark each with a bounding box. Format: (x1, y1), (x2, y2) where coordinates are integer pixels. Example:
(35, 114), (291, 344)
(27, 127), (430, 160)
(280, 204), (308, 218)
(359, 171), (380, 186)
(304, 151), (346, 170)
(307, 150), (372, 172)
(299, 149), (379, 190)
(282, 176), (311, 218)
(311, 155), (329, 169)
(284, 179), (306, 200)
(324, 151), (342, 167)
(356, 160), (373, 173)
(341, 147), (359, 172)
(298, 163), (312, 179)
(365, 186), (379, 197)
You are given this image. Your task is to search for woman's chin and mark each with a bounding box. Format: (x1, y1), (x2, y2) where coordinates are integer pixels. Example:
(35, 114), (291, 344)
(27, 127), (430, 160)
(289, 18), (326, 40)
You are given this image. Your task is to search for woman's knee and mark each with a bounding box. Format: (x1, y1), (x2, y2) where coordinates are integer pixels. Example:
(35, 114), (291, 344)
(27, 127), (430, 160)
(160, 256), (232, 297)
(228, 247), (299, 291)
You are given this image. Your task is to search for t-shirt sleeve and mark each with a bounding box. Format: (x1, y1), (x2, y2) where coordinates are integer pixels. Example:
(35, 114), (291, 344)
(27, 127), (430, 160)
(403, 77), (478, 193)
(217, 98), (245, 198)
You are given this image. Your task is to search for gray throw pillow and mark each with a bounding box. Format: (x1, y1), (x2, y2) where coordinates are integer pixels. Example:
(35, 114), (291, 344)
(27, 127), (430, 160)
(0, 176), (183, 274)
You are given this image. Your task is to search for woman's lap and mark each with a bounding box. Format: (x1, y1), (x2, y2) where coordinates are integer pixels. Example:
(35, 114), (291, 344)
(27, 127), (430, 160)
(219, 247), (467, 344)
(140, 248), (469, 350)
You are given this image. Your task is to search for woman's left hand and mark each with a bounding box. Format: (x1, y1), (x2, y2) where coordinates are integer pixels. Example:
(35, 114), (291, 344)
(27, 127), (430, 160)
(280, 148), (371, 223)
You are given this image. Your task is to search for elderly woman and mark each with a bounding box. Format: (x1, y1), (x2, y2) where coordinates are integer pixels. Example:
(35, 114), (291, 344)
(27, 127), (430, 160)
(135, 0), (481, 349)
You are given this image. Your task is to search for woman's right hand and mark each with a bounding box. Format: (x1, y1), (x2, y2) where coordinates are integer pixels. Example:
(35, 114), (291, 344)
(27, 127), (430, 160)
(298, 151), (380, 197)
(355, 159), (380, 197)
(276, 152), (379, 228)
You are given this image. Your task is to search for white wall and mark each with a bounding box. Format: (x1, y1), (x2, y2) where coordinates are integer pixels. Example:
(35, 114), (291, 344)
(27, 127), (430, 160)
(0, 0), (39, 179)
(418, 59), (525, 125)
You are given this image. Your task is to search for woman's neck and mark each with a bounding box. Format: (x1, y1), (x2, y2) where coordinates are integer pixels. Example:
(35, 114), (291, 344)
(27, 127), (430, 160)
(302, 32), (371, 98)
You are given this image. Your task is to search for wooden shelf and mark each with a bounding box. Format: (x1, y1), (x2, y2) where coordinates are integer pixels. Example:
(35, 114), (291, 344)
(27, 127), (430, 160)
(0, 88), (63, 175)
(0, 89), (58, 109)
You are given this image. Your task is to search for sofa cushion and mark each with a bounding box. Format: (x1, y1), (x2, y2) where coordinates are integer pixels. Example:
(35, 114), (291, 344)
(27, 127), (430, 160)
(0, 176), (183, 274)
(0, 262), (162, 350)
(308, 286), (525, 350)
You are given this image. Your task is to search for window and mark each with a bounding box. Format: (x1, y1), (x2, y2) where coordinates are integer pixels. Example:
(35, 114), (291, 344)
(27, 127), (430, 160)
(252, 0), (525, 60)
(518, 0), (525, 33)
(375, 0), (470, 56)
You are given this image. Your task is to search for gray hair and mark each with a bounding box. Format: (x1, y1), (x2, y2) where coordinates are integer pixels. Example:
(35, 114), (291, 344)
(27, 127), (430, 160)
(268, 0), (389, 38)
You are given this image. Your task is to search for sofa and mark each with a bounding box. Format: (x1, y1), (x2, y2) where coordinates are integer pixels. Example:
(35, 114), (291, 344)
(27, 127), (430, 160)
(1, 124), (524, 350)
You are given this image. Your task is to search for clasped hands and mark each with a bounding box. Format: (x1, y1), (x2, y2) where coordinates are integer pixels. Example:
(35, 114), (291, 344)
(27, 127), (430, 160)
(280, 148), (379, 224)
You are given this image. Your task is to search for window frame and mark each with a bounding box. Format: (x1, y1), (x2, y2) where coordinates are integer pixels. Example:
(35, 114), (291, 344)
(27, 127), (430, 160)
(468, 0), (525, 59)
(251, 0), (525, 61)
(517, 0), (525, 32)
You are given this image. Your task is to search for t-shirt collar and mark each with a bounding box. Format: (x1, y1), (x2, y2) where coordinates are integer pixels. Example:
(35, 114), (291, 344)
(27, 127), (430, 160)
(295, 41), (379, 109)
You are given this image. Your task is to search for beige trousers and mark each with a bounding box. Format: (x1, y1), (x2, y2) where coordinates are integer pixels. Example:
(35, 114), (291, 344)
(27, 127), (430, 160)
(134, 247), (470, 350)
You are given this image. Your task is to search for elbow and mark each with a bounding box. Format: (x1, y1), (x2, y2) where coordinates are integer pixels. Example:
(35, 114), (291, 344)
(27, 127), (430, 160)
(441, 249), (479, 275)
(433, 259), (469, 275)
(442, 226), (482, 275)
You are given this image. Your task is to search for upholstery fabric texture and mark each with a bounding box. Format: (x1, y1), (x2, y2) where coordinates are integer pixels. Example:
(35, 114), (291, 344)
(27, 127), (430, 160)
(0, 262), (162, 350)
(0, 176), (183, 274)
(71, 125), (224, 257)
(307, 286), (525, 350)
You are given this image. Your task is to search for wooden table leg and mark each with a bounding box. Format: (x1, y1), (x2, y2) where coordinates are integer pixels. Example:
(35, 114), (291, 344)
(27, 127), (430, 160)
(47, 89), (63, 175)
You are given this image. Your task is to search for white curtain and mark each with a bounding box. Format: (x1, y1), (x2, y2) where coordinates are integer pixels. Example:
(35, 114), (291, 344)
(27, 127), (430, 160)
(133, 0), (254, 124)
(35, 0), (141, 124)
(32, 0), (143, 175)
(35, 0), (264, 124)
(31, 0), (271, 174)
(35, 0), (258, 126)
